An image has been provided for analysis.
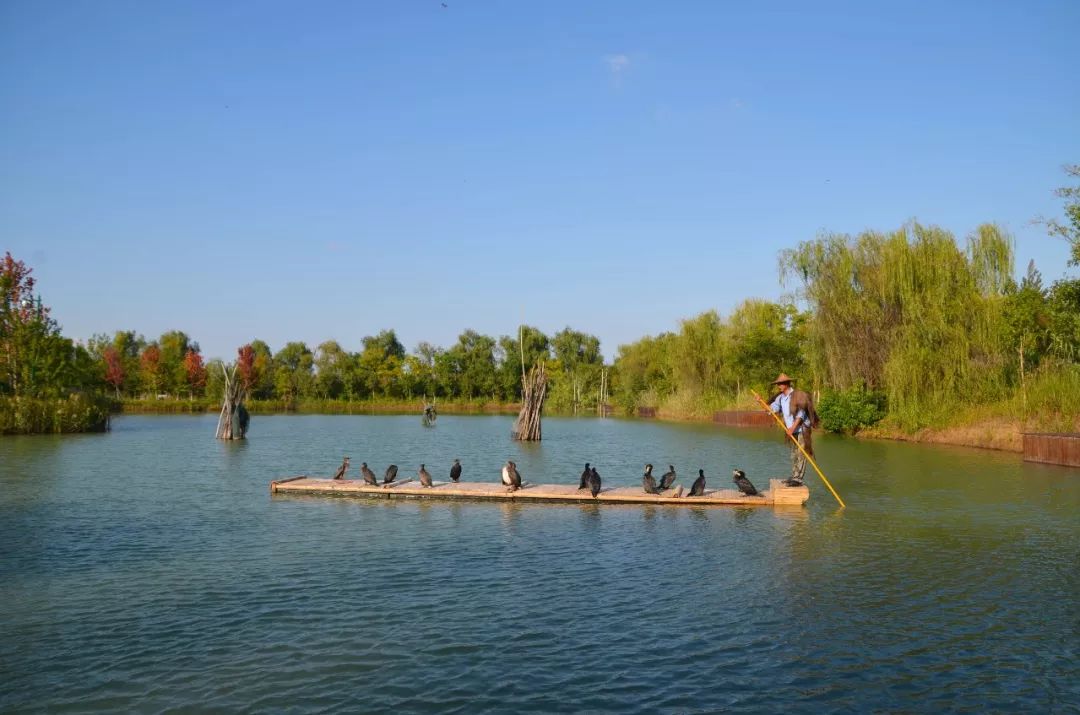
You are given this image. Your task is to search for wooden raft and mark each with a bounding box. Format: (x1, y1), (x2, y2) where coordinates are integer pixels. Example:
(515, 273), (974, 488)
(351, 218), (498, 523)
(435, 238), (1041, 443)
(270, 477), (810, 507)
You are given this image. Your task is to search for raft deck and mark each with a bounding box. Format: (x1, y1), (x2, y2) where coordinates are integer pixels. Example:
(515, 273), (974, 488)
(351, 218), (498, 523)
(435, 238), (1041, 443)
(270, 477), (809, 507)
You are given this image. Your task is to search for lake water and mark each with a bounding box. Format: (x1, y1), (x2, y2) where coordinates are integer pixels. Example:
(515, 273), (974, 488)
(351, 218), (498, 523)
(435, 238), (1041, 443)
(1, 414), (1077, 713)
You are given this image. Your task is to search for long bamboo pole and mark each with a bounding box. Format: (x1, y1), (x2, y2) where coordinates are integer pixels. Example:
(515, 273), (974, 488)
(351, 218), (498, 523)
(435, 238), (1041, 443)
(750, 389), (846, 508)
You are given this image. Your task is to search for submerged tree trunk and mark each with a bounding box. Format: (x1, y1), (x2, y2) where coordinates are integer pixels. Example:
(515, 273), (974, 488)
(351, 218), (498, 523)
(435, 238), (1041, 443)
(512, 362), (548, 441)
(215, 365), (249, 440)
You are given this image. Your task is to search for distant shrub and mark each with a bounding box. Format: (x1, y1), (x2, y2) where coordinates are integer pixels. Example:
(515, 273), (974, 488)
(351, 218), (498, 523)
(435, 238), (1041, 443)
(818, 387), (887, 434)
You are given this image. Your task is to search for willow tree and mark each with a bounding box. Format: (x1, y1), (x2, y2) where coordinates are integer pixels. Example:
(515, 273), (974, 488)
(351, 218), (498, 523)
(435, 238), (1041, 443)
(780, 222), (1013, 429)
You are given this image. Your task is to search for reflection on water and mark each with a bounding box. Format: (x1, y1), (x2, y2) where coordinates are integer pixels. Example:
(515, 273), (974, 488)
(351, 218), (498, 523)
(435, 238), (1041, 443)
(1, 414), (1077, 713)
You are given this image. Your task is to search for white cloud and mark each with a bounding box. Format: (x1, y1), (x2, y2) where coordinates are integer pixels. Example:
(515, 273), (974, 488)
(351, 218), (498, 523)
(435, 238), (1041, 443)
(603, 54), (631, 85)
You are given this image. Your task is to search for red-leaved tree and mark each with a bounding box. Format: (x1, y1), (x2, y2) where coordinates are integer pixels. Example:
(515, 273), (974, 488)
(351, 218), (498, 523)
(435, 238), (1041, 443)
(183, 349), (207, 397)
(103, 346), (125, 398)
(141, 345), (162, 396)
(237, 344), (256, 394)
(1, 252), (58, 396)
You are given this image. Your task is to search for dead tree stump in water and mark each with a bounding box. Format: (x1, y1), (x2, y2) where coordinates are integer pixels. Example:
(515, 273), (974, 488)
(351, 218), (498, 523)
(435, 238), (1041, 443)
(215, 365), (249, 440)
(512, 362), (548, 441)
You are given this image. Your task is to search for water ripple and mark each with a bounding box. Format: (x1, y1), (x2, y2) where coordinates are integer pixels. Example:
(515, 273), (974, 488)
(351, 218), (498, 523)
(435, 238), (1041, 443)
(1, 415), (1078, 713)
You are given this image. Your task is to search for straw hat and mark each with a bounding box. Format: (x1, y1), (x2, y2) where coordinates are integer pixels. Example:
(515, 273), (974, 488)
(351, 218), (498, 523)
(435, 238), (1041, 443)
(770, 373), (795, 385)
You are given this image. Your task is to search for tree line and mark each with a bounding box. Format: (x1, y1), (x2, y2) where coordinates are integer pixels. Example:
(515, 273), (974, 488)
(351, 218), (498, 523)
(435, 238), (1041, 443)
(612, 221), (1079, 430)
(4, 165), (1078, 433)
(81, 325), (607, 412)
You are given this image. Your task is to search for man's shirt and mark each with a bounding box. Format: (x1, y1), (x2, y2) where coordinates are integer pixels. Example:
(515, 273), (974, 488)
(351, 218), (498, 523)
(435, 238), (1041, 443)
(770, 391), (807, 434)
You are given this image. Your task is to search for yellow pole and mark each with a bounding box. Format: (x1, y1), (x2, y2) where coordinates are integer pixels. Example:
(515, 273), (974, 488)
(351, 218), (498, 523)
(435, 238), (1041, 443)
(751, 389), (846, 508)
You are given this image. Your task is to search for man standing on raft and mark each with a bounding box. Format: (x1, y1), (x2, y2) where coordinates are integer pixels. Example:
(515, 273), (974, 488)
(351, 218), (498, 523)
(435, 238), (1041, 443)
(769, 373), (817, 487)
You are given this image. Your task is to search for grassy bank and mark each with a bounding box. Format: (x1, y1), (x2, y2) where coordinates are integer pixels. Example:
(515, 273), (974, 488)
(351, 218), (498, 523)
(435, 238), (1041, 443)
(0, 394), (112, 434)
(611, 365), (1080, 452)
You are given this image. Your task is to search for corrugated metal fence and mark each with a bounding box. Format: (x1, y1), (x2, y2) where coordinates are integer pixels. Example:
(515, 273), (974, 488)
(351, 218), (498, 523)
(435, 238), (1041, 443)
(1023, 433), (1080, 467)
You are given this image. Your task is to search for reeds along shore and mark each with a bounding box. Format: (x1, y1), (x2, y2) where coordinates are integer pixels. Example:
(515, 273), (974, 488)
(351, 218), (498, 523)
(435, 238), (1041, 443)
(0, 394), (111, 434)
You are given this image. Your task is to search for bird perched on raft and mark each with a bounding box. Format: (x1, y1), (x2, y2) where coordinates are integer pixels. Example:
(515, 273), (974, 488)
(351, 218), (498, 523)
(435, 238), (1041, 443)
(418, 464), (433, 488)
(360, 462), (378, 486)
(450, 459), (462, 483)
(383, 464), (398, 487)
(578, 463), (591, 490)
(502, 461), (522, 492)
(332, 456), (351, 480)
(642, 464), (660, 494)
(658, 465), (677, 492)
(732, 469), (759, 496)
(587, 467), (602, 498)
(688, 469), (706, 497)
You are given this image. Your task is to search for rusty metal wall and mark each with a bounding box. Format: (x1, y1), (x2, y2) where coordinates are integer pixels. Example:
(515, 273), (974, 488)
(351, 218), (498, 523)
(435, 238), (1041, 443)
(1023, 433), (1080, 467)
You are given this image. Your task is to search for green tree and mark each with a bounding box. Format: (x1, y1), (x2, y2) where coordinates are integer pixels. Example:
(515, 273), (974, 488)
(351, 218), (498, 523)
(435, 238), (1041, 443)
(314, 340), (350, 399)
(362, 330), (406, 360)
(410, 342), (442, 397)
(1002, 262), (1052, 380)
(726, 300), (807, 394)
(780, 222), (1014, 428)
(496, 325), (550, 400)
(158, 330), (196, 396)
(611, 332), (677, 411)
(1041, 163), (1080, 266)
(273, 342), (314, 405)
(445, 330), (497, 399)
(247, 340), (276, 399)
(549, 327), (602, 412)
(1046, 278), (1080, 360)
(0, 252), (95, 397)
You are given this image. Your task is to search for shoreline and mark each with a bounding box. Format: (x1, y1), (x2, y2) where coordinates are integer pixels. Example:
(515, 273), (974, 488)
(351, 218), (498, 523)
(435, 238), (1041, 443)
(115, 399), (1036, 453)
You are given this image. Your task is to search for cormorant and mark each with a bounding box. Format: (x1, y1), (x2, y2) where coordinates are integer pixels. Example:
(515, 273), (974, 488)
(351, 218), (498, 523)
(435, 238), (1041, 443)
(383, 464), (398, 486)
(360, 462), (378, 486)
(419, 464), (433, 488)
(642, 464), (660, 494)
(733, 469), (758, 496)
(502, 461), (522, 492)
(587, 467), (602, 499)
(450, 459), (462, 483)
(578, 463), (591, 490)
(688, 469), (706, 497)
(332, 456), (350, 480)
(658, 465), (677, 491)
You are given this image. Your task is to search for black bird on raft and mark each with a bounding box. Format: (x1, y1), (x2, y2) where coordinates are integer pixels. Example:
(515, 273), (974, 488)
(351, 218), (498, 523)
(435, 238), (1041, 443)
(578, 463), (591, 490)
(502, 461), (522, 492)
(658, 465), (677, 492)
(419, 464), (433, 488)
(383, 464), (398, 486)
(360, 462), (378, 486)
(733, 469), (759, 496)
(587, 467), (602, 498)
(642, 464), (660, 494)
(332, 456), (350, 480)
(450, 459), (462, 483)
(688, 469), (706, 497)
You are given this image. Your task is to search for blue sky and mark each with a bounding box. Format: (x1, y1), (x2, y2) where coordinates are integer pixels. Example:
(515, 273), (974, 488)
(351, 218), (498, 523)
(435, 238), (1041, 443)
(2, 1), (1078, 361)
